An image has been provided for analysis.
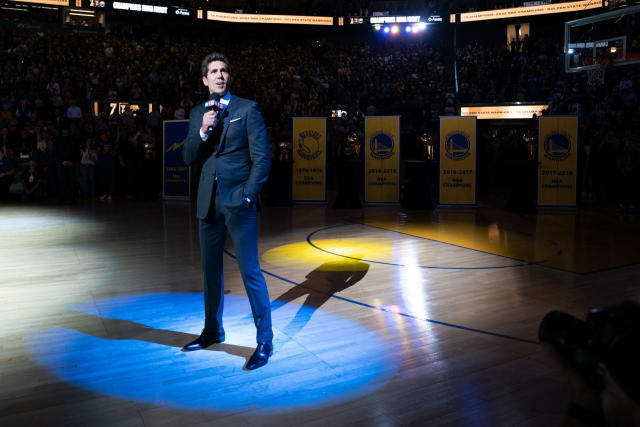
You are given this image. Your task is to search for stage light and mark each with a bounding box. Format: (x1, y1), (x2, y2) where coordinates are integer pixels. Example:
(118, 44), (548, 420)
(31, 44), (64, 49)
(373, 23), (381, 31)
(567, 48), (575, 54)
(383, 25), (390, 33)
(404, 25), (412, 33)
(391, 25), (399, 34)
(416, 22), (427, 31)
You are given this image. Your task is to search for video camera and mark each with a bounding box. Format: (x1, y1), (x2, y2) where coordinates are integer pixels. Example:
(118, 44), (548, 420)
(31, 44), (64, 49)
(539, 301), (640, 404)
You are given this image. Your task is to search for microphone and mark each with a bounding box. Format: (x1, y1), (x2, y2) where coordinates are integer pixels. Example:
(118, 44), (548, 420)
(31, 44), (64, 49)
(205, 94), (227, 133)
(205, 94), (224, 111)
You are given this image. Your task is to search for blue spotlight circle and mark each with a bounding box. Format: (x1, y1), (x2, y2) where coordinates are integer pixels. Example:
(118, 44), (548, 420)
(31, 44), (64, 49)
(29, 293), (397, 411)
(405, 25), (412, 33)
(383, 26), (390, 33)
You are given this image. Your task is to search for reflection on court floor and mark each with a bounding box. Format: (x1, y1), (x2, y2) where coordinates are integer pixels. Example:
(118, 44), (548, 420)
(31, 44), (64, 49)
(358, 208), (640, 273)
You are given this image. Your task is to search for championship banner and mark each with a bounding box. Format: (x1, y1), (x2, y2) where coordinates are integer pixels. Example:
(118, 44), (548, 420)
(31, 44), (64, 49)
(538, 116), (578, 206)
(365, 116), (400, 203)
(292, 117), (326, 202)
(163, 120), (190, 200)
(439, 116), (477, 205)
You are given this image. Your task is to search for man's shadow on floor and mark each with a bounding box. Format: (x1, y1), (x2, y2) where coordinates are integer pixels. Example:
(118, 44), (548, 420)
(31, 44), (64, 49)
(62, 310), (255, 361)
(271, 256), (370, 338)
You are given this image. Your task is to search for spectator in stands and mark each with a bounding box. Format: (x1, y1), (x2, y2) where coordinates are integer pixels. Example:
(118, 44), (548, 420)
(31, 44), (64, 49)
(79, 137), (98, 198)
(55, 124), (79, 204)
(66, 98), (83, 120)
(0, 149), (16, 200)
(97, 133), (116, 202)
(20, 159), (44, 202)
(33, 138), (55, 199)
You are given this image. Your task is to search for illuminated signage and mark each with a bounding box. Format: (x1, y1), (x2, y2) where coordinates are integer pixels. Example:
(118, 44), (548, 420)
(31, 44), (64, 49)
(93, 101), (162, 117)
(113, 1), (167, 14)
(427, 15), (443, 22)
(8, 0), (68, 6)
(568, 42), (609, 48)
(460, 104), (548, 119)
(206, 10), (333, 25)
(370, 15), (420, 24)
(459, 0), (604, 22)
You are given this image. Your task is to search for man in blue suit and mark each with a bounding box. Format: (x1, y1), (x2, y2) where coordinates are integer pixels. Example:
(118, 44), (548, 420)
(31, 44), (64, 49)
(182, 53), (273, 370)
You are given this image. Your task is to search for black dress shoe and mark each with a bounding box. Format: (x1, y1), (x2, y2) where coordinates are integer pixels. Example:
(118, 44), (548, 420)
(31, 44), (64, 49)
(245, 342), (273, 370)
(182, 334), (223, 351)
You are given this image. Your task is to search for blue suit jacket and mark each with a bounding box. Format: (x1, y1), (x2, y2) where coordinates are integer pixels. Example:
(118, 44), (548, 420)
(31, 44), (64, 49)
(183, 95), (271, 219)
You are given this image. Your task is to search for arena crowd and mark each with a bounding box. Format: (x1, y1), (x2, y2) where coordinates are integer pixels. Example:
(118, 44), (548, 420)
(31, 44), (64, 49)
(0, 12), (638, 209)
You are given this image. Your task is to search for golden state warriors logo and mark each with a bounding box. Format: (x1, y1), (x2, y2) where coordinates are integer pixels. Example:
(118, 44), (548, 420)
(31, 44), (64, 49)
(543, 132), (571, 161)
(444, 132), (471, 161)
(370, 132), (394, 160)
(296, 130), (322, 160)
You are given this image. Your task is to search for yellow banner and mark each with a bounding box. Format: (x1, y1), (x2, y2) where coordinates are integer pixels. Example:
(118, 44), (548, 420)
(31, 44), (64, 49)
(459, 0), (603, 22)
(8, 0), (68, 5)
(439, 116), (477, 205)
(365, 117), (400, 203)
(538, 116), (578, 206)
(292, 118), (326, 201)
(207, 10), (333, 25)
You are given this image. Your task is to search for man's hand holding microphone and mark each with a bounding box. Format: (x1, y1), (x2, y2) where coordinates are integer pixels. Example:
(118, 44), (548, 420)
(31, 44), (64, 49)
(200, 109), (219, 135)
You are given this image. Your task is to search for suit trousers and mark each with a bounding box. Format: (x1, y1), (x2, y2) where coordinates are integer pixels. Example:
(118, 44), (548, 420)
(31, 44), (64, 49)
(198, 186), (273, 344)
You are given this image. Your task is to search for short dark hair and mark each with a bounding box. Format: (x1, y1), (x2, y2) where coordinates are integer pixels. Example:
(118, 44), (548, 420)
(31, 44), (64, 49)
(201, 53), (231, 77)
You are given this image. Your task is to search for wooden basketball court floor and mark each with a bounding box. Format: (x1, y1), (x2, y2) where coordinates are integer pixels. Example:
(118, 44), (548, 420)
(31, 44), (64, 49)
(1, 200), (639, 426)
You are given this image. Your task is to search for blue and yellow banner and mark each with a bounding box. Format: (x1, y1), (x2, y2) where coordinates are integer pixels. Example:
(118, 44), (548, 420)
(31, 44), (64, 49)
(292, 117), (326, 202)
(163, 120), (190, 200)
(538, 116), (578, 206)
(365, 116), (400, 203)
(439, 116), (477, 205)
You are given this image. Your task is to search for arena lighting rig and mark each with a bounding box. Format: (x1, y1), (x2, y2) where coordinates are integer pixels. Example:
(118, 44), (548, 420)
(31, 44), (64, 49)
(374, 21), (428, 34)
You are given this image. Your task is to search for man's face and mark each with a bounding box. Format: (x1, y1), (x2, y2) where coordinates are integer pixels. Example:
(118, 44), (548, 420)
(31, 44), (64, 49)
(202, 60), (231, 98)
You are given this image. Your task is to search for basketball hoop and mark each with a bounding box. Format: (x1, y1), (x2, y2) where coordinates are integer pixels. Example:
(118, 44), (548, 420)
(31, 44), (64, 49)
(586, 56), (613, 88)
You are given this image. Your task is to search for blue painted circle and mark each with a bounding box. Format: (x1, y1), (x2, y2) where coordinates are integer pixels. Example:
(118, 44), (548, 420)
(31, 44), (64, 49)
(29, 293), (396, 411)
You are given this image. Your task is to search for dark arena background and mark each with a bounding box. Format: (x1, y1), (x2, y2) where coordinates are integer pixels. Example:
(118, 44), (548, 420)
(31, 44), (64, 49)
(2, 0), (640, 426)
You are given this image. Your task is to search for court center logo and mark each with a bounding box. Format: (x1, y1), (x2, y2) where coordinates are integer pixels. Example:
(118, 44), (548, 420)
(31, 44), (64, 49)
(543, 132), (571, 161)
(296, 130), (322, 160)
(444, 132), (471, 161)
(369, 132), (394, 160)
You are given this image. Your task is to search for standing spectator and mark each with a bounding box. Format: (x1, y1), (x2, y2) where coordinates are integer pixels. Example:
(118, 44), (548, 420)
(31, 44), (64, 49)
(33, 138), (55, 199)
(55, 125), (79, 204)
(97, 137), (116, 202)
(0, 149), (16, 200)
(79, 137), (98, 198)
(20, 159), (44, 202)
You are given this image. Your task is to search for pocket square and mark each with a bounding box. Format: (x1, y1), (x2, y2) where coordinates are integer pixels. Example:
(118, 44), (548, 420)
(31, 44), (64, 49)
(229, 117), (241, 123)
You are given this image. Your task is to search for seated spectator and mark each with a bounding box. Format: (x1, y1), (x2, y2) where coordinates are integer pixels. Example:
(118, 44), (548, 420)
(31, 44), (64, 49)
(66, 98), (83, 120)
